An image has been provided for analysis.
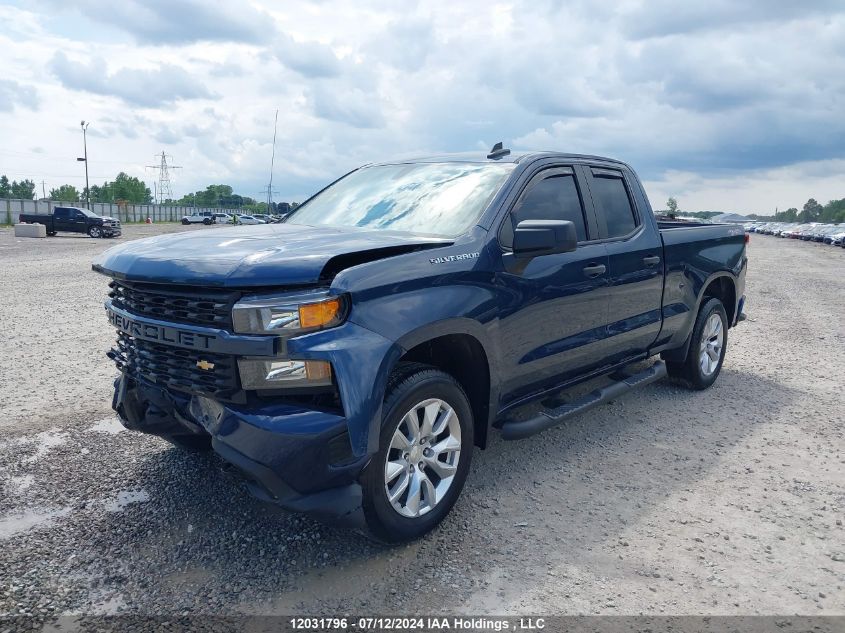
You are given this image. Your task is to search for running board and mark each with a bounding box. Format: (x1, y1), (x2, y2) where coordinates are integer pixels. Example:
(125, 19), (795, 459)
(500, 361), (668, 441)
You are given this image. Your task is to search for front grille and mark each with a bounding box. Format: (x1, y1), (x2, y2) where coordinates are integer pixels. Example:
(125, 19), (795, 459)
(109, 332), (239, 398)
(109, 280), (239, 329)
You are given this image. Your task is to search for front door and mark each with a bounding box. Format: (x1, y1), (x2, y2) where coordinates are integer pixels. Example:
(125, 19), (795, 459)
(53, 208), (75, 232)
(496, 166), (610, 403)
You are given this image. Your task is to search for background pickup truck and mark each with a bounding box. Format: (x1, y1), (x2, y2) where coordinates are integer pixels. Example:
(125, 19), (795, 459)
(93, 146), (747, 542)
(21, 206), (121, 238)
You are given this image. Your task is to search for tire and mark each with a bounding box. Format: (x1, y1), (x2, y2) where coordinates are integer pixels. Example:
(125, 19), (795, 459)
(666, 297), (728, 390)
(360, 363), (473, 543)
(162, 433), (212, 451)
(203, 218), (213, 225)
(88, 225), (102, 238)
(47, 231), (57, 236)
(181, 218), (190, 225)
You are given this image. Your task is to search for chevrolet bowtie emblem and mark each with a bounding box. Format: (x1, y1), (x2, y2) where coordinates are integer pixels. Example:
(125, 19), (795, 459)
(196, 359), (215, 371)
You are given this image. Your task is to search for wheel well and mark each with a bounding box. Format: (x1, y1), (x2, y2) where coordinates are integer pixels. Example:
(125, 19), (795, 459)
(399, 334), (491, 449)
(702, 276), (736, 325)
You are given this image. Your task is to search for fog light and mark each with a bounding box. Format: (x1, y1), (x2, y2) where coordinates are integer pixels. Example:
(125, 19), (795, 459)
(238, 358), (332, 390)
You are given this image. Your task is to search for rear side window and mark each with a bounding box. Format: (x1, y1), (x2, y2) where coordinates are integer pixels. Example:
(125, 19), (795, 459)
(591, 172), (637, 238)
(55, 208), (68, 219)
(501, 173), (587, 248)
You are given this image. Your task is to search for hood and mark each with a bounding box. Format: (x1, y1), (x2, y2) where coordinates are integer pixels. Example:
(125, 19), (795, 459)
(92, 223), (452, 287)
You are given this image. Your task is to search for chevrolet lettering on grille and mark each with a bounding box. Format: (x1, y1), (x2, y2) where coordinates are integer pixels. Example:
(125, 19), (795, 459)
(107, 306), (215, 350)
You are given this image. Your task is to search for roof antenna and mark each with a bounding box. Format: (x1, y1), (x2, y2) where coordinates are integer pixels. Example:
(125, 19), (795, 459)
(487, 141), (511, 159)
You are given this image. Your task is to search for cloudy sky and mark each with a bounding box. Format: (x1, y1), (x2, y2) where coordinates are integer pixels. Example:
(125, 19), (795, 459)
(1, 0), (844, 212)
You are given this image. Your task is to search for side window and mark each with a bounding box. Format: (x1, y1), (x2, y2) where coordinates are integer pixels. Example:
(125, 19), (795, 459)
(501, 172), (588, 248)
(54, 208), (68, 219)
(590, 171), (638, 238)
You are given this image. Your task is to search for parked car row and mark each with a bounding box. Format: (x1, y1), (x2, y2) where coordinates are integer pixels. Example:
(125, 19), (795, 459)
(745, 221), (845, 246)
(181, 211), (289, 226)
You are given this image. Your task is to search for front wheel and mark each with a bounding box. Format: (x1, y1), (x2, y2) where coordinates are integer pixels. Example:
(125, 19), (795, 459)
(360, 363), (473, 543)
(88, 226), (102, 238)
(666, 297), (728, 390)
(203, 218), (213, 225)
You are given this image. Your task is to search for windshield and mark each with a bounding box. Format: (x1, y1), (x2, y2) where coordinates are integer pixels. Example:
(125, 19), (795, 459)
(286, 162), (515, 237)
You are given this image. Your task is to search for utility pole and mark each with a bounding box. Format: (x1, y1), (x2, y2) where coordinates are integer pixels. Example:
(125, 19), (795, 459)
(41, 180), (46, 199)
(267, 109), (279, 213)
(146, 151), (182, 204)
(77, 120), (90, 209)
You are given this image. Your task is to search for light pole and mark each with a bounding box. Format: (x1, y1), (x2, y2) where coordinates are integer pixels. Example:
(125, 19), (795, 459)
(77, 121), (90, 209)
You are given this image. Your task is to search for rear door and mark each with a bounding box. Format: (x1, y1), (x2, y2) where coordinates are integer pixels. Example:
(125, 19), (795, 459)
(496, 165), (610, 401)
(581, 166), (663, 362)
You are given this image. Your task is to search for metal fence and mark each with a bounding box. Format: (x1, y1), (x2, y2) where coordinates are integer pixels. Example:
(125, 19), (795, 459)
(2, 198), (243, 225)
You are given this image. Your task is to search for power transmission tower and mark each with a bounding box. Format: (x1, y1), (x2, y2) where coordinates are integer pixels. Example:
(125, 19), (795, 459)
(146, 151), (182, 204)
(258, 186), (280, 211)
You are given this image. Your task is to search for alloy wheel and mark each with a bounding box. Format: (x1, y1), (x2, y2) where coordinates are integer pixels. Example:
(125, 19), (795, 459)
(699, 313), (724, 376)
(384, 398), (461, 518)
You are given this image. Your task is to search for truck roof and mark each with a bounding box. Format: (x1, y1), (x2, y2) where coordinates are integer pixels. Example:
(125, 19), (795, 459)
(371, 150), (629, 167)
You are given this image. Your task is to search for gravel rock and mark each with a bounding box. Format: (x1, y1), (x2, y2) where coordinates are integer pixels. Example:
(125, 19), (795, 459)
(0, 226), (843, 616)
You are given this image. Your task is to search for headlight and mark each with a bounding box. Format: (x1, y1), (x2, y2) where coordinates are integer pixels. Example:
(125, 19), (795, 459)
(238, 358), (332, 390)
(232, 289), (347, 335)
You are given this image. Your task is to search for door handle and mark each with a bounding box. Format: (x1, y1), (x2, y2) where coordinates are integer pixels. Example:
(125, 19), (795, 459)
(582, 263), (607, 278)
(643, 255), (661, 267)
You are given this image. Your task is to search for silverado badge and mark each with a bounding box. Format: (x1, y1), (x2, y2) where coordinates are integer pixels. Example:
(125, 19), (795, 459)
(196, 360), (215, 371)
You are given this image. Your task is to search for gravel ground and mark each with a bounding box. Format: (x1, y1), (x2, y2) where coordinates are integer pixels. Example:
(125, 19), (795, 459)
(0, 225), (843, 617)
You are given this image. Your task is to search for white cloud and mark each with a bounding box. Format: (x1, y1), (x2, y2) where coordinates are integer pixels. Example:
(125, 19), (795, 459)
(49, 52), (215, 107)
(41, 0), (271, 44)
(275, 33), (344, 78)
(0, 80), (39, 112)
(643, 160), (845, 214)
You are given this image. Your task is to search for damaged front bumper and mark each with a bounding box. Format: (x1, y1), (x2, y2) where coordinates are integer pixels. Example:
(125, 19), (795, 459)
(112, 373), (368, 528)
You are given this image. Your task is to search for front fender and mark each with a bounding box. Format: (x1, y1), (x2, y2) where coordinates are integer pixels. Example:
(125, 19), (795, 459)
(286, 322), (402, 457)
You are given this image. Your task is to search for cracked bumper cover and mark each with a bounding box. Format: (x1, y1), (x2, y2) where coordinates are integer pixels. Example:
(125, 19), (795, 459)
(112, 374), (368, 528)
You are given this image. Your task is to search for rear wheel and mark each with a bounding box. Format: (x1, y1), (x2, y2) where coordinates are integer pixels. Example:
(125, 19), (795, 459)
(666, 297), (728, 390)
(181, 218), (190, 225)
(87, 226), (102, 238)
(47, 231), (57, 236)
(361, 363), (473, 542)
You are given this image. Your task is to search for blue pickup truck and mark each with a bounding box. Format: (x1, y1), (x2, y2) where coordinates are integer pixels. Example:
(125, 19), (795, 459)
(93, 146), (747, 542)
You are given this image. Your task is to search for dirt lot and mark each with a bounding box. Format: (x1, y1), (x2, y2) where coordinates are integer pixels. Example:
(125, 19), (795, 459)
(0, 224), (842, 617)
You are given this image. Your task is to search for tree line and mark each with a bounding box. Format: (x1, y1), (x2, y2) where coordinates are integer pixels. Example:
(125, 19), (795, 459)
(0, 176), (37, 199)
(662, 196), (845, 223)
(772, 198), (845, 223)
(171, 185), (298, 213)
(0, 172), (152, 204)
(1, 173), (297, 213)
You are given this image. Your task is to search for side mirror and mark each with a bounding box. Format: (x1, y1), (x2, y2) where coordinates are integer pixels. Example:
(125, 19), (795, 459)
(512, 219), (578, 258)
